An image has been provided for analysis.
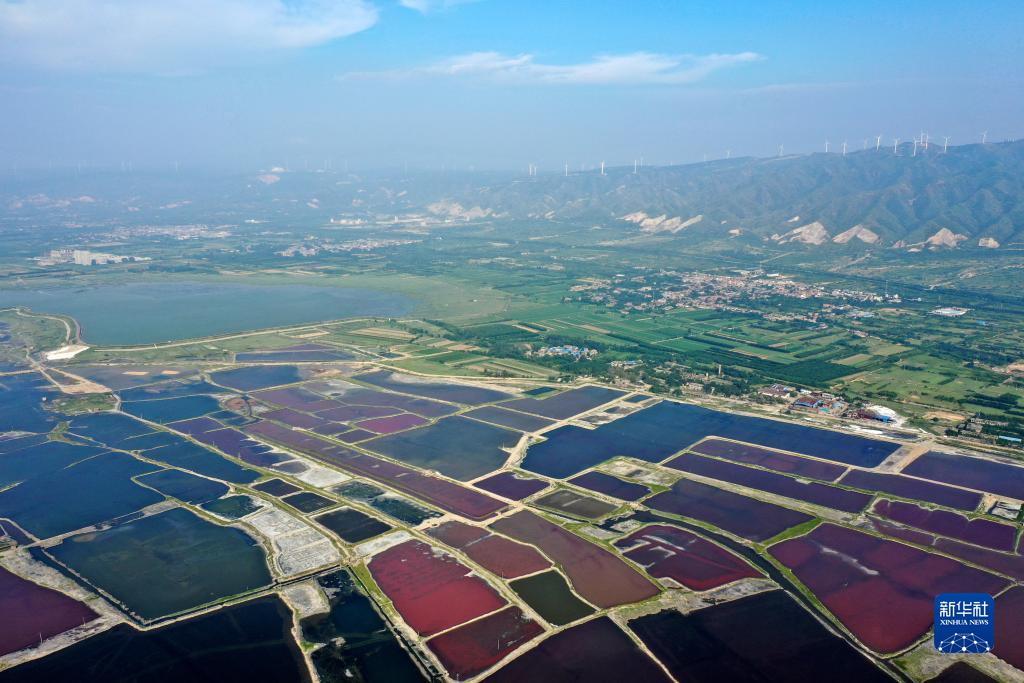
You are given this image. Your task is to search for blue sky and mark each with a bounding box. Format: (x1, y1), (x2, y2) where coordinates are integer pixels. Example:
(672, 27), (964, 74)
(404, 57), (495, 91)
(1, 0), (1021, 170)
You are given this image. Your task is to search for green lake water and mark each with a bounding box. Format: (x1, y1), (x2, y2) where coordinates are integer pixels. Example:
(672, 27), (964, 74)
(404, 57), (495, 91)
(0, 281), (415, 345)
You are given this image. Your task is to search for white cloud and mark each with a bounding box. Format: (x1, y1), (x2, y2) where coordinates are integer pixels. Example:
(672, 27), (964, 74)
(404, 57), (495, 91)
(0, 0), (378, 73)
(345, 50), (763, 85)
(399, 0), (479, 13)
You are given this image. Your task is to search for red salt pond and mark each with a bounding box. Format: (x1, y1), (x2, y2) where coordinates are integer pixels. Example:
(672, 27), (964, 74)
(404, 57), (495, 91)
(489, 511), (658, 608)
(690, 437), (846, 481)
(994, 586), (1024, 671)
(356, 413), (428, 435)
(428, 520), (551, 579)
(368, 540), (506, 636)
(613, 524), (760, 590)
(871, 499), (1017, 552)
(0, 567), (98, 656)
(839, 469), (982, 512)
(426, 606), (543, 680)
(770, 524), (1008, 653)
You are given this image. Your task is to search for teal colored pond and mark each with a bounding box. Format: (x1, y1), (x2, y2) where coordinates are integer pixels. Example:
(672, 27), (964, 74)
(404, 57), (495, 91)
(0, 281), (415, 345)
(49, 507), (271, 621)
(201, 495), (260, 519)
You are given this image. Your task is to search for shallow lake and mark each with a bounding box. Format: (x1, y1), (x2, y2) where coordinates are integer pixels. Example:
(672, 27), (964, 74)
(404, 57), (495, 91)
(0, 281), (415, 345)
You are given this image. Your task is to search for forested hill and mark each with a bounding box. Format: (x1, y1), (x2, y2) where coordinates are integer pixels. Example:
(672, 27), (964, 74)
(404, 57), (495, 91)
(436, 140), (1024, 249)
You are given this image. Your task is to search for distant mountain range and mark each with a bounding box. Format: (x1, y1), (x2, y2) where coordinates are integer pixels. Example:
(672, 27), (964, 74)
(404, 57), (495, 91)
(426, 141), (1024, 250)
(4, 141), (1022, 251)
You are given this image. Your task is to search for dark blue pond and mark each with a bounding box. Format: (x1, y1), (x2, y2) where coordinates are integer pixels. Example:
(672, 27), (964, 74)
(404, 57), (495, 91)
(0, 451), (162, 538)
(122, 395), (221, 423)
(210, 365), (303, 392)
(141, 439), (259, 485)
(522, 400), (900, 478)
(64, 412), (258, 484)
(66, 412), (154, 446)
(0, 440), (106, 488)
(137, 469), (229, 504)
(0, 595), (309, 682)
(0, 434), (48, 455)
(0, 372), (59, 433)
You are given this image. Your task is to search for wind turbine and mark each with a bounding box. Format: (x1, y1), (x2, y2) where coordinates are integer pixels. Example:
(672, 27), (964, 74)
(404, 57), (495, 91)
(726, 149), (731, 159)
(943, 136), (951, 153)
(824, 140), (830, 153)
(875, 135), (882, 152)
(893, 137), (900, 153)
(981, 130), (988, 144)
(778, 144), (784, 157)
(600, 161), (605, 175)
(842, 141), (848, 156)
(633, 159), (638, 174)
(564, 163), (569, 177)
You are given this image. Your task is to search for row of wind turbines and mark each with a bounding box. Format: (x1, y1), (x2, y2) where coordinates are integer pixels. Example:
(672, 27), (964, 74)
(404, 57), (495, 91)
(527, 131), (995, 177)
(812, 130), (987, 157)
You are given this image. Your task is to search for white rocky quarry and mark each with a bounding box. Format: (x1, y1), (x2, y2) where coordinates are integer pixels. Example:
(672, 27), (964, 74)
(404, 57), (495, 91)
(621, 212), (703, 233)
(773, 221), (830, 245)
(832, 224), (880, 244)
(924, 228), (968, 248)
(426, 200), (493, 221)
